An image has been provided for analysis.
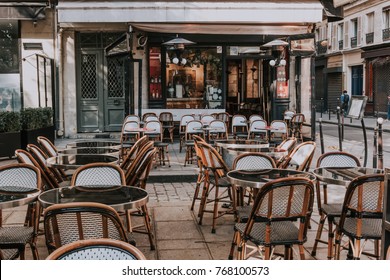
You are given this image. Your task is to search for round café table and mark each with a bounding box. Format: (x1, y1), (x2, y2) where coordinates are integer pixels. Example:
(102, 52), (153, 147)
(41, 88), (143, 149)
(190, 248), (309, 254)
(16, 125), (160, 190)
(227, 168), (316, 189)
(0, 186), (41, 210)
(58, 147), (119, 155)
(46, 154), (119, 170)
(313, 166), (383, 187)
(38, 185), (148, 211)
(66, 140), (121, 149)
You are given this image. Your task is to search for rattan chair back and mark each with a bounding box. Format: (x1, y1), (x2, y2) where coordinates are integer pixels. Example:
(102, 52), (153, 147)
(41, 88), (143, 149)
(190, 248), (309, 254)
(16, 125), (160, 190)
(46, 239), (146, 260)
(0, 163), (41, 259)
(233, 152), (276, 170)
(335, 174), (384, 259)
(43, 202), (130, 253)
(240, 177), (314, 259)
(71, 162), (125, 187)
(281, 141), (316, 171)
(15, 149), (60, 189)
(37, 136), (58, 158)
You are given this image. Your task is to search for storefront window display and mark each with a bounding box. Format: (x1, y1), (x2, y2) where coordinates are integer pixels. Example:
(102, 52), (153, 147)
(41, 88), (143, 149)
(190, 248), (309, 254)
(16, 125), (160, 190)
(164, 47), (222, 109)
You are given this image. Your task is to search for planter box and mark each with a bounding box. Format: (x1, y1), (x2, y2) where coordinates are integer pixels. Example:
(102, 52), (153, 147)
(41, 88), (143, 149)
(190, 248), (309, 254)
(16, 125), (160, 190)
(21, 126), (55, 150)
(0, 131), (21, 158)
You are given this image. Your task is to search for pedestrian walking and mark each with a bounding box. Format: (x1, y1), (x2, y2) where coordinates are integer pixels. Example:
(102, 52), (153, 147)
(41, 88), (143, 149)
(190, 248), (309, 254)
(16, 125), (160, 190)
(387, 94), (390, 120)
(340, 90), (349, 116)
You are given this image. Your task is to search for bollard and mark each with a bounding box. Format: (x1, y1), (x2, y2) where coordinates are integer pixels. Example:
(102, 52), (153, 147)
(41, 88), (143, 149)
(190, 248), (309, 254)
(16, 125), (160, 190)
(378, 117), (384, 169)
(319, 118), (325, 154)
(373, 127), (378, 169)
(320, 98), (323, 118)
(336, 106), (342, 151)
(361, 119), (368, 167)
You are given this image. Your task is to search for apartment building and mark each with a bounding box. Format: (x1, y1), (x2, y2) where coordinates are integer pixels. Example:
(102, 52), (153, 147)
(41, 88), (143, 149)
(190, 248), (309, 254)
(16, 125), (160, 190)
(315, 0), (390, 116)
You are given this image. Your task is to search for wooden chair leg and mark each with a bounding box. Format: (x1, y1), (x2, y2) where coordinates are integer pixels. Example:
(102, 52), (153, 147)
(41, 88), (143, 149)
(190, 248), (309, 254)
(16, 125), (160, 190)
(228, 230), (238, 260)
(311, 213), (326, 256)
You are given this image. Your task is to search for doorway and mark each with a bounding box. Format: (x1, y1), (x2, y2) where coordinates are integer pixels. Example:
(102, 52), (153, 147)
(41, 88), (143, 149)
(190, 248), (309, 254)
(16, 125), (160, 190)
(76, 32), (132, 133)
(351, 65), (363, 96)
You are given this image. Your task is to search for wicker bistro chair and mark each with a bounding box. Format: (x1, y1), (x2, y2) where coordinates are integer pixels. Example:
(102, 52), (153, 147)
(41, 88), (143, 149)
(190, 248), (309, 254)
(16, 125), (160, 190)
(249, 114), (263, 123)
(200, 114), (215, 126)
(229, 177), (315, 260)
(208, 119), (228, 142)
(43, 202), (135, 253)
(232, 153), (276, 210)
(27, 144), (66, 183)
(290, 113), (305, 142)
(216, 112), (230, 132)
(71, 162), (125, 187)
(247, 119), (268, 140)
(46, 239), (146, 260)
(0, 164), (42, 260)
(124, 145), (157, 250)
(15, 149), (62, 189)
(144, 120), (162, 142)
(123, 114), (140, 124)
(269, 120), (288, 143)
(179, 114), (195, 152)
(37, 137), (70, 180)
(280, 141), (316, 172)
(311, 152), (361, 259)
(283, 110), (295, 136)
(142, 112), (157, 123)
(159, 112), (175, 143)
(120, 136), (150, 171)
(184, 120), (204, 166)
(37, 136), (58, 158)
(190, 135), (208, 212)
(334, 174), (384, 260)
(196, 141), (237, 233)
(232, 115), (248, 140)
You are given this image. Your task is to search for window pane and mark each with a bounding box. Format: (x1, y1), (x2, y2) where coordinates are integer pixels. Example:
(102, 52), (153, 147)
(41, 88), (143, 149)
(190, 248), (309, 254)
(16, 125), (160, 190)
(0, 21), (19, 74)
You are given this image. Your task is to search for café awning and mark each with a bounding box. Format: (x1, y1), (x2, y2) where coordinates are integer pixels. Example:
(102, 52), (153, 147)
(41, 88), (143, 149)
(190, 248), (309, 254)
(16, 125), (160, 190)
(0, 1), (46, 20)
(57, 1), (324, 35)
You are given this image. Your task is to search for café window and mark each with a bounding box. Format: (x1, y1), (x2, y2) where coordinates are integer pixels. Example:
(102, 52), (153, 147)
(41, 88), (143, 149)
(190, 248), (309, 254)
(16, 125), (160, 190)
(165, 46), (222, 109)
(149, 47), (162, 100)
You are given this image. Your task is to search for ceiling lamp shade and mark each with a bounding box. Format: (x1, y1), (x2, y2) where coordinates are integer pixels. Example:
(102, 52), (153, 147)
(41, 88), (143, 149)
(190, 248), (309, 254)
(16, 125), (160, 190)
(261, 39), (289, 48)
(163, 34), (195, 50)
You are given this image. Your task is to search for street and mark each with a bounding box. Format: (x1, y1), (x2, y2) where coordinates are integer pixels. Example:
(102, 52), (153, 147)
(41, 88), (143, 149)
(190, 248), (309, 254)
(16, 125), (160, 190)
(317, 121), (390, 167)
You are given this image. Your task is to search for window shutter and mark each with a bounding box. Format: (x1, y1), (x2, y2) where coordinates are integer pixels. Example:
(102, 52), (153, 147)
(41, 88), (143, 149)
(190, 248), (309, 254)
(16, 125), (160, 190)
(344, 21), (349, 48)
(332, 24), (337, 51)
(357, 16), (362, 45)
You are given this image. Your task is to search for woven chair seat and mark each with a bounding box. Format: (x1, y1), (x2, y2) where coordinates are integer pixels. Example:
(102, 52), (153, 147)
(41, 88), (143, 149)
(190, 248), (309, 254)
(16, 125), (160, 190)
(1, 249), (19, 260)
(235, 221), (301, 245)
(321, 203), (343, 216)
(334, 217), (382, 239)
(0, 227), (34, 246)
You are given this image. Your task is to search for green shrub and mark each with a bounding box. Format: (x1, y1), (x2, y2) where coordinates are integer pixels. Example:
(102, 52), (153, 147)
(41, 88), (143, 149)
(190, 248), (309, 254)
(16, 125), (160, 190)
(21, 107), (53, 130)
(0, 111), (21, 132)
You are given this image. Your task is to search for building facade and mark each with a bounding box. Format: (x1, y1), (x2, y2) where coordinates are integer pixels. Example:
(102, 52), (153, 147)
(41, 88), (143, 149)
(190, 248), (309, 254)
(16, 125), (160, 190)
(315, 0), (390, 116)
(1, 1), (326, 138)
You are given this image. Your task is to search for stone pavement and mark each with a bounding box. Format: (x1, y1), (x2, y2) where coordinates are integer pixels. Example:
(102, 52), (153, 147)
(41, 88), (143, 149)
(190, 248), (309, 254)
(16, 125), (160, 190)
(1, 114), (386, 260)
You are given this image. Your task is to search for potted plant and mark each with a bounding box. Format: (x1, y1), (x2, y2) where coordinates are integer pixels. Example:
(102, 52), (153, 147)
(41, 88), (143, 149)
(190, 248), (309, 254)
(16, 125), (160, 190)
(21, 107), (55, 149)
(0, 111), (22, 158)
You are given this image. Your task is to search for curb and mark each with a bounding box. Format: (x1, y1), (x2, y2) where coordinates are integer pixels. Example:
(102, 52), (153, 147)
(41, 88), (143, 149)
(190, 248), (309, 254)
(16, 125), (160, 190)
(319, 119), (390, 133)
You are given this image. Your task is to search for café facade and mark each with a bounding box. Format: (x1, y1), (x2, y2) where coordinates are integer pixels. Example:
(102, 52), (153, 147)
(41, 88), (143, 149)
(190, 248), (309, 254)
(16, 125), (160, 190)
(1, 1), (326, 138)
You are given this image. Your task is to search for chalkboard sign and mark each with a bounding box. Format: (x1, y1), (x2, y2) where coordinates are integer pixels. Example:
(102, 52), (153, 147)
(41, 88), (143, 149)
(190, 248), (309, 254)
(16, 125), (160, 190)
(346, 96), (368, 120)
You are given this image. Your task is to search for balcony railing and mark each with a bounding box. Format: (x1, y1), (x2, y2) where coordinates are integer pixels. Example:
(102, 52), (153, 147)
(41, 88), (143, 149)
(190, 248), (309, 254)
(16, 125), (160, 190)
(338, 40), (343, 50)
(316, 40), (327, 54)
(383, 28), (390, 41)
(350, 36), (357, 48)
(366, 32), (374, 44)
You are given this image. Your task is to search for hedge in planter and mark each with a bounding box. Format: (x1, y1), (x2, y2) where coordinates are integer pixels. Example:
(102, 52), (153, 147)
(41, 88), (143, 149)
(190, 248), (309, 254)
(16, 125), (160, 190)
(0, 111), (21, 158)
(21, 107), (55, 149)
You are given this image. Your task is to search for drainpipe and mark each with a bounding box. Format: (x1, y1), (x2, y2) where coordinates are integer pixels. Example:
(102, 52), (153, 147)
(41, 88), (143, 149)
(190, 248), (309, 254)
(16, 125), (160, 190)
(52, 1), (64, 137)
